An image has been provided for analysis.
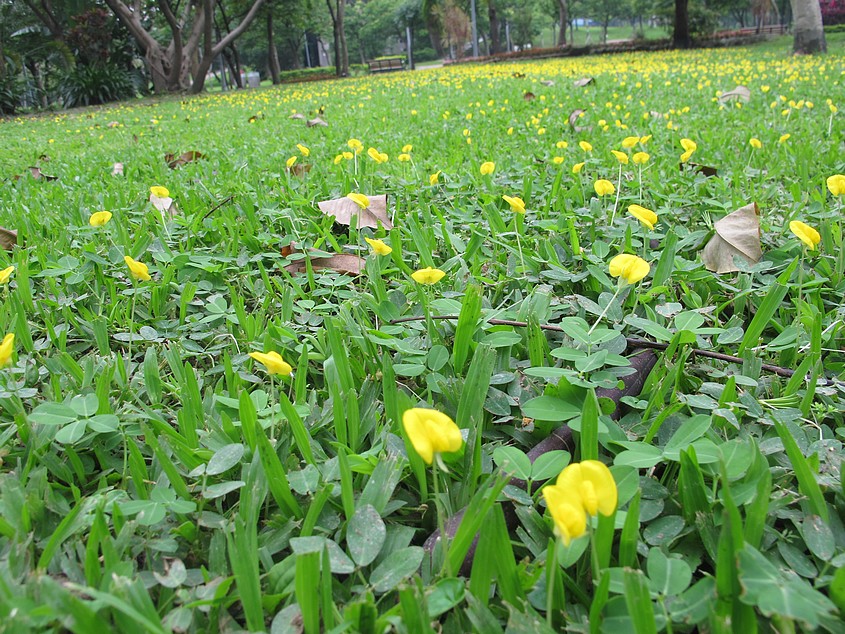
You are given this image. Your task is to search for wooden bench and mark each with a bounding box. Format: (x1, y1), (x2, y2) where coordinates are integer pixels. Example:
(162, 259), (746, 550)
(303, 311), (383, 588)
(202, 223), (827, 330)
(368, 58), (404, 73)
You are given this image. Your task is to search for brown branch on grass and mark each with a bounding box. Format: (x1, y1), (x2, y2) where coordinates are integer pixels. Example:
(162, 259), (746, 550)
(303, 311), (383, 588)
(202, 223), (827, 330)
(389, 315), (831, 382)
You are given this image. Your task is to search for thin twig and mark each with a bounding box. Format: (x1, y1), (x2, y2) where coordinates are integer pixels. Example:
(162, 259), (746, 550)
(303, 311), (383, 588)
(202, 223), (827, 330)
(201, 195), (235, 220)
(389, 315), (841, 384)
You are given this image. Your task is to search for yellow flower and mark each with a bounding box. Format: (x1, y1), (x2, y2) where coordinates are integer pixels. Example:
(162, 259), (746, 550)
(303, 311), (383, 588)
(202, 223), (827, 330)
(365, 237), (392, 256)
(579, 141), (593, 152)
(502, 195), (526, 214)
(411, 267), (446, 284)
(286, 156), (297, 168)
(398, 153), (411, 162)
(632, 152), (650, 164)
(628, 204), (657, 230)
(779, 134), (790, 144)
(639, 135), (652, 144)
(297, 143), (310, 157)
(333, 154), (344, 164)
(150, 186), (169, 198)
(348, 138), (363, 153)
(343, 151), (353, 160)
(553, 156), (565, 165)
(680, 138), (696, 162)
(124, 256), (151, 282)
(542, 485), (587, 545)
(556, 140), (568, 149)
(249, 351), (293, 376)
(609, 253), (649, 284)
(611, 150), (629, 165)
(572, 162), (585, 174)
(827, 174), (845, 196)
(749, 138), (762, 149)
(480, 161), (495, 175)
(347, 193), (370, 209)
(402, 144), (413, 153)
(594, 179), (615, 196)
(89, 211), (113, 227)
(430, 171), (441, 185)
(507, 127), (514, 135)
(0, 333), (14, 367)
(789, 221), (821, 250)
(554, 460), (618, 517)
(368, 147), (388, 163)
(0, 266), (13, 284)
(621, 136), (640, 149)
(402, 407), (463, 465)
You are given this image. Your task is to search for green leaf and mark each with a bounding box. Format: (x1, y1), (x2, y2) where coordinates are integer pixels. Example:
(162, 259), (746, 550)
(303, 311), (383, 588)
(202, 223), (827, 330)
(347, 504), (386, 567)
(28, 402), (78, 426)
(206, 443), (245, 476)
(773, 420), (829, 522)
(646, 548), (692, 596)
(70, 393), (100, 417)
(521, 396), (581, 422)
(369, 546), (424, 594)
(737, 543), (836, 628)
(492, 446), (532, 480)
(530, 450), (571, 481)
(623, 568), (658, 634)
(55, 419), (88, 444)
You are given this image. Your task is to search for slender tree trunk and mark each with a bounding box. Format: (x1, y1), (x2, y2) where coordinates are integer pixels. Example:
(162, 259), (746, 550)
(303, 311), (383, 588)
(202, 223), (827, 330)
(488, 0), (501, 53)
(424, 13), (446, 58)
(267, 12), (281, 83)
(790, 0), (826, 53)
(673, 0), (691, 48)
(557, 0), (568, 45)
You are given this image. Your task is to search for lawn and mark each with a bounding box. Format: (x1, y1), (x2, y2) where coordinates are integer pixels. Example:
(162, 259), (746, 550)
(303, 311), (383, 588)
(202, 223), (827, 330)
(1, 38), (845, 633)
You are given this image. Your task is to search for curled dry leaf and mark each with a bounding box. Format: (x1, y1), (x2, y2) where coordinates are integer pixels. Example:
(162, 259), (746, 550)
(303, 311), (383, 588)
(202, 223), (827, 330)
(540, 80), (555, 87)
(248, 113), (265, 123)
(166, 151), (205, 169)
(574, 77), (595, 87)
(306, 117), (328, 127)
(682, 162), (718, 177)
(0, 227), (17, 250)
(107, 121), (120, 128)
(318, 194), (393, 230)
(284, 253), (366, 276)
(112, 162), (124, 176)
(289, 113), (306, 120)
(701, 202), (762, 273)
(289, 163), (312, 176)
(718, 85), (751, 104)
(523, 92), (535, 101)
(14, 166), (58, 181)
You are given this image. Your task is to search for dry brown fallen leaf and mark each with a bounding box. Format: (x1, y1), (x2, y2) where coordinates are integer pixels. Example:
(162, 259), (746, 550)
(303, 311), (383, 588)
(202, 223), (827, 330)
(574, 77), (594, 87)
(289, 164), (312, 176)
(166, 151), (205, 169)
(112, 163), (124, 176)
(718, 86), (751, 104)
(318, 194), (393, 230)
(284, 253), (365, 276)
(0, 227), (16, 250)
(701, 202), (762, 274)
(681, 162), (718, 177)
(248, 114), (265, 123)
(540, 80), (555, 87)
(523, 92), (535, 101)
(290, 113), (306, 120)
(568, 109), (589, 132)
(307, 117), (328, 127)
(14, 166), (58, 181)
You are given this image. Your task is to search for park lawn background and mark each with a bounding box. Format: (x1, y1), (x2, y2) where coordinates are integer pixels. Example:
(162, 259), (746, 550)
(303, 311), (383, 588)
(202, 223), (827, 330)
(1, 35), (845, 632)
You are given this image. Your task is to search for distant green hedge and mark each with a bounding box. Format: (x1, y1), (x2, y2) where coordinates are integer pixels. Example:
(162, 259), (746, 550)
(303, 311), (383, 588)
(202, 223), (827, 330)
(824, 23), (845, 33)
(278, 65), (367, 83)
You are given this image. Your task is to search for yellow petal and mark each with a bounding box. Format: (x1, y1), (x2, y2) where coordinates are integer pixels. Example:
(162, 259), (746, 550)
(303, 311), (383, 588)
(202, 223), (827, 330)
(627, 204), (657, 230)
(249, 351), (293, 376)
(608, 253), (649, 284)
(579, 141), (593, 152)
(347, 193), (370, 209)
(502, 195), (526, 214)
(0, 266), (15, 285)
(680, 138), (697, 153)
(150, 186), (169, 198)
(89, 211), (113, 227)
(365, 237), (392, 256)
(402, 408), (463, 464)
(611, 150), (629, 164)
(555, 460), (618, 517)
(123, 255), (151, 282)
(411, 267), (446, 285)
(0, 333), (14, 367)
(632, 152), (650, 164)
(826, 174), (845, 196)
(542, 484), (587, 545)
(621, 136), (640, 148)
(480, 161), (495, 175)
(594, 179), (615, 196)
(789, 221), (821, 249)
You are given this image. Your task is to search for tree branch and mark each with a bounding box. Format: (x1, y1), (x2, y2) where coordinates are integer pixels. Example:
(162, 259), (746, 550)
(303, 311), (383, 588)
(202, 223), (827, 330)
(211, 0), (267, 56)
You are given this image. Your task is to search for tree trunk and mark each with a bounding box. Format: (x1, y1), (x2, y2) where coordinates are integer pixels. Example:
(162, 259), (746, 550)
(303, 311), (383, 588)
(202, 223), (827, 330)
(423, 12), (446, 58)
(790, 0), (826, 53)
(557, 0), (568, 45)
(488, 0), (501, 54)
(327, 0), (349, 76)
(267, 11), (281, 84)
(673, 0), (691, 48)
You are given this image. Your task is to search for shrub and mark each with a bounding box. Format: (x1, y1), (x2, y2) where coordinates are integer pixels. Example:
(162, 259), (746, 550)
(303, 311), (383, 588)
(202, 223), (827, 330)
(59, 64), (139, 108)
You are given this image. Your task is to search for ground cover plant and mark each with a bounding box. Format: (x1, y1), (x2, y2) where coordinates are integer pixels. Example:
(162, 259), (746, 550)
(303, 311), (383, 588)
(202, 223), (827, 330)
(1, 40), (845, 633)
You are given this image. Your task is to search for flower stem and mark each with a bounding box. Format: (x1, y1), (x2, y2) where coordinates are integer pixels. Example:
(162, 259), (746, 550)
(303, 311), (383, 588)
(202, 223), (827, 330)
(587, 286), (622, 336)
(432, 457), (452, 577)
(514, 214), (526, 274)
(546, 538), (562, 628)
(127, 282), (137, 372)
(609, 164), (623, 225)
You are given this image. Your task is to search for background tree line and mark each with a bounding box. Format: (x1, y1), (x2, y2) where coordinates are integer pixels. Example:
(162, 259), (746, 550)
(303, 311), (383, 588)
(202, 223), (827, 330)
(0, 0), (831, 112)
